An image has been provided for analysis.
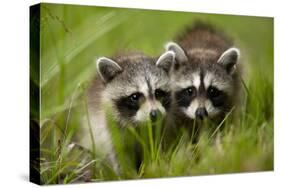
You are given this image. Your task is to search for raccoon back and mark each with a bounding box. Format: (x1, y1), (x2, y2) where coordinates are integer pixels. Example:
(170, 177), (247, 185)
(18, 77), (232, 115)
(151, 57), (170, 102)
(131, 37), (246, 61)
(176, 22), (233, 57)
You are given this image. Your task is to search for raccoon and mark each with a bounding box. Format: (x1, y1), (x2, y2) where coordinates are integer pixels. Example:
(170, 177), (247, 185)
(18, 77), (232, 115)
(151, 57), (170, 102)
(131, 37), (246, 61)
(163, 23), (241, 129)
(80, 51), (175, 173)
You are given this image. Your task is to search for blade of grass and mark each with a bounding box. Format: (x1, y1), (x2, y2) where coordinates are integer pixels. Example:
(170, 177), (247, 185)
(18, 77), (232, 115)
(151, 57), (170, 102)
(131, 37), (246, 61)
(147, 122), (155, 160)
(83, 93), (96, 156)
(209, 107), (235, 139)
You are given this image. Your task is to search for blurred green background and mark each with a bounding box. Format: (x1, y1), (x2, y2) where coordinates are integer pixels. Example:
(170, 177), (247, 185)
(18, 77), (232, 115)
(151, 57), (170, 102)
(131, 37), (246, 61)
(35, 3), (273, 184)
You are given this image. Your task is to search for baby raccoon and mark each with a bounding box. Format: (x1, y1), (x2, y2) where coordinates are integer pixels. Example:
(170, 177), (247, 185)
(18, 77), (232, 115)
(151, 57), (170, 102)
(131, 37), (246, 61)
(80, 51), (174, 172)
(164, 23), (241, 126)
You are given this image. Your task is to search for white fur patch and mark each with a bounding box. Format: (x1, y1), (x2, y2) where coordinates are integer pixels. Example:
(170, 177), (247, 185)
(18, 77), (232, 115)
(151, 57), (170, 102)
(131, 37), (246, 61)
(203, 72), (232, 93)
(184, 99), (220, 119)
(205, 99), (220, 117)
(80, 105), (115, 160)
(172, 78), (193, 91)
(134, 100), (166, 122)
(184, 99), (199, 119)
(203, 72), (213, 89)
(139, 81), (149, 97)
(192, 72), (201, 90)
(172, 71), (200, 91)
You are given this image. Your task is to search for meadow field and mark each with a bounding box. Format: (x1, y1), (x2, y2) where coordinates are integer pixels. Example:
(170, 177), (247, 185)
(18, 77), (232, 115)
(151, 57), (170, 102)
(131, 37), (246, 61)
(31, 3), (273, 184)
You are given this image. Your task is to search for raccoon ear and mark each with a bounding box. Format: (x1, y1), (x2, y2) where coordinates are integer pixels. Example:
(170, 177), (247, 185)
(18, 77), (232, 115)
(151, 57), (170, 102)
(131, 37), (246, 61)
(97, 57), (122, 83)
(218, 48), (240, 74)
(165, 42), (188, 63)
(156, 51), (175, 73)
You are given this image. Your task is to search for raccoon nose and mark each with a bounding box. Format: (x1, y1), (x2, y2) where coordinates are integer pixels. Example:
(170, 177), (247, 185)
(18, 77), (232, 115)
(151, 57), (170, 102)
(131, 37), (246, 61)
(195, 108), (208, 120)
(150, 110), (158, 122)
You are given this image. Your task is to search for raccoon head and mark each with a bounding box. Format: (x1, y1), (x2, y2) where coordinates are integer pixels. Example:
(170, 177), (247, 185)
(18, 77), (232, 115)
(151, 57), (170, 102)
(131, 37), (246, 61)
(165, 42), (240, 120)
(97, 52), (175, 125)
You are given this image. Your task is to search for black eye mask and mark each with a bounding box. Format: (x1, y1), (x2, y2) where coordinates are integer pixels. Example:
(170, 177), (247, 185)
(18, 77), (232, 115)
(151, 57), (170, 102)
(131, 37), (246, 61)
(114, 92), (144, 120)
(175, 86), (197, 107)
(207, 86), (226, 107)
(155, 89), (172, 110)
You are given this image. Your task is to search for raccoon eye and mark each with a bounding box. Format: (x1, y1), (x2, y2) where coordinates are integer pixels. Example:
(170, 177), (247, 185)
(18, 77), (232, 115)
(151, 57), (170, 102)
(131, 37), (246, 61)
(184, 86), (195, 96)
(130, 92), (142, 102)
(208, 87), (221, 98)
(155, 89), (167, 98)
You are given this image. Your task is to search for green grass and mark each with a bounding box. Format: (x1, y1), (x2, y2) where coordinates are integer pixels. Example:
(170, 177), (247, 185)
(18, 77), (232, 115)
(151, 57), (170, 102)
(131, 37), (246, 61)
(34, 3), (273, 184)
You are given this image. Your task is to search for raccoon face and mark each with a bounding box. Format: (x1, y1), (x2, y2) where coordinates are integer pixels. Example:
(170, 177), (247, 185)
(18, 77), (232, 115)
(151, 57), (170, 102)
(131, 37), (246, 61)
(165, 42), (240, 120)
(97, 51), (175, 125)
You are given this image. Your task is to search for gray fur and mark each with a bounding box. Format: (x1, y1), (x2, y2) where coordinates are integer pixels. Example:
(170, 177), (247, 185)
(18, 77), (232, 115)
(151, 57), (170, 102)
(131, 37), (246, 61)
(218, 47), (240, 74)
(97, 57), (122, 82)
(164, 24), (241, 124)
(165, 42), (188, 63)
(80, 52), (173, 174)
(156, 51), (175, 73)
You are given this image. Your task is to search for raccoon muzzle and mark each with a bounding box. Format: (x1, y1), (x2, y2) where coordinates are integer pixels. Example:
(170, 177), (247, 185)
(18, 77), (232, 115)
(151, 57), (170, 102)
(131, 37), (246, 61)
(195, 107), (208, 120)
